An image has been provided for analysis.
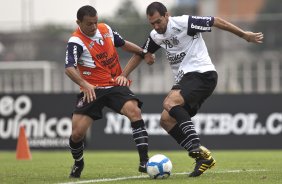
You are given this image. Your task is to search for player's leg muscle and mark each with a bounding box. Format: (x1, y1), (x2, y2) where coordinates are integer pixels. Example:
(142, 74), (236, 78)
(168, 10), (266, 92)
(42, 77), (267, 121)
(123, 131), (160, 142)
(121, 99), (142, 121)
(163, 90), (185, 112)
(160, 110), (177, 132)
(71, 114), (93, 142)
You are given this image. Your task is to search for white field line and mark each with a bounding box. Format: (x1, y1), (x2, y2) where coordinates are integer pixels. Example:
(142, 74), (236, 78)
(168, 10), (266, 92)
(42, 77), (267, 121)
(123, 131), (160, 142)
(58, 169), (267, 184)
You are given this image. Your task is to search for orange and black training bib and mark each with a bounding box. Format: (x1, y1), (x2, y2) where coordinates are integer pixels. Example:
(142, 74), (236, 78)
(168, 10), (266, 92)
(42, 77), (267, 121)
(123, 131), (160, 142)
(72, 23), (122, 87)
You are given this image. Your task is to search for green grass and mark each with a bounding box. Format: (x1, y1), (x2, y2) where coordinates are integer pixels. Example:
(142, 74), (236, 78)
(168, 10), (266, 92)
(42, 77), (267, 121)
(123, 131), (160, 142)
(1, 150), (282, 184)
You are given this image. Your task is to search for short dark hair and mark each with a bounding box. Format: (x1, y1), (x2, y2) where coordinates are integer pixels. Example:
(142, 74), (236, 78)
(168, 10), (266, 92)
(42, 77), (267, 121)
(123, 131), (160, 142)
(77, 5), (97, 21)
(146, 2), (167, 16)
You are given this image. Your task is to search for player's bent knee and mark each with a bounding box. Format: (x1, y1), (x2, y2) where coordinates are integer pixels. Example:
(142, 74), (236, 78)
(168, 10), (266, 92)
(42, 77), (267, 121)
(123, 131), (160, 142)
(127, 107), (142, 120)
(122, 106), (142, 121)
(71, 130), (85, 142)
(130, 106), (141, 115)
(163, 100), (175, 112)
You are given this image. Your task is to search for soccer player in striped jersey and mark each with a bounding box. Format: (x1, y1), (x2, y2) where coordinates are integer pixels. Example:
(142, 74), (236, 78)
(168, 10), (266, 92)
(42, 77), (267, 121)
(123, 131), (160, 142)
(65, 5), (154, 178)
(117, 1), (263, 177)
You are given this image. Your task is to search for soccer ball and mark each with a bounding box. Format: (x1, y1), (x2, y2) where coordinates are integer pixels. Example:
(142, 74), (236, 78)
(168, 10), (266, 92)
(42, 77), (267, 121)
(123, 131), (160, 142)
(146, 154), (172, 179)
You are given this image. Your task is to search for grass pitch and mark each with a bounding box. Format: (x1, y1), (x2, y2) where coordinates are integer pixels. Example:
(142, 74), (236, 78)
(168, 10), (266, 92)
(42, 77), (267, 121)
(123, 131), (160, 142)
(1, 150), (282, 184)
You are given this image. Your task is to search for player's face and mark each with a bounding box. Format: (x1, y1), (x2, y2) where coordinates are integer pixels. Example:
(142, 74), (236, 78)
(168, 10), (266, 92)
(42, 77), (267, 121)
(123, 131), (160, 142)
(77, 15), (98, 37)
(147, 11), (169, 34)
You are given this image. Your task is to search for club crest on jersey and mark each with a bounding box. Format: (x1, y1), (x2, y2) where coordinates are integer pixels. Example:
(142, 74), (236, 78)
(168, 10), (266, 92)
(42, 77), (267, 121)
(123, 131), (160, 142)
(96, 39), (104, 46)
(172, 36), (179, 45)
(89, 39), (104, 48)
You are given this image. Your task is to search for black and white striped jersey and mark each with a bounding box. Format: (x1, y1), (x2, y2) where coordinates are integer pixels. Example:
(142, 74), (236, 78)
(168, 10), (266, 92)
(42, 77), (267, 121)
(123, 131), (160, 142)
(143, 15), (216, 82)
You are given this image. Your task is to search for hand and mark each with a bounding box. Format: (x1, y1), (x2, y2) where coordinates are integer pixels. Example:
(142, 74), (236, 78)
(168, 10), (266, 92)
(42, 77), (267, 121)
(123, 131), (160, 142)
(81, 81), (96, 103)
(115, 76), (130, 86)
(144, 53), (156, 65)
(243, 31), (264, 43)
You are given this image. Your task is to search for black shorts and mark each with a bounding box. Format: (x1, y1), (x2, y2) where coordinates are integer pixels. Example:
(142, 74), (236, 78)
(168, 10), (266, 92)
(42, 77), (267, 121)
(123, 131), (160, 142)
(73, 86), (143, 120)
(172, 71), (218, 117)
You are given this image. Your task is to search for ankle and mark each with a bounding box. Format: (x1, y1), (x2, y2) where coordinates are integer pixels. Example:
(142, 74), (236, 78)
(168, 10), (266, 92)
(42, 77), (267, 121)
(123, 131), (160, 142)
(75, 158), (84, 166)
(191, 143), (201, 150)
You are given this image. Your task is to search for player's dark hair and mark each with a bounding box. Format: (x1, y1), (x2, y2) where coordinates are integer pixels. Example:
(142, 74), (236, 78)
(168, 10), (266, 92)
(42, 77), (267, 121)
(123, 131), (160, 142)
(77, 5), (97, 21)
(146, 2), (167, 17)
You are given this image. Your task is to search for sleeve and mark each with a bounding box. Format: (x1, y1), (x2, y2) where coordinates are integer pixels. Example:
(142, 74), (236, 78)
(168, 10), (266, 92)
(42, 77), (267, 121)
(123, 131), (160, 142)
(142, 36), (161, 53)
(187, 15), (214, 36)
(112, 30), (125, 47)
(65, 42), (83, 68)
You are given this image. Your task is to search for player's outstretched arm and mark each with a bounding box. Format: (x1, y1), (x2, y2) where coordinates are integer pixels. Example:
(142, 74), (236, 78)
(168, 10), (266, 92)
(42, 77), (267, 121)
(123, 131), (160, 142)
(115, 54), (143, 87)
(116, 40), (155, 86)
(121, 40), (143, 54)
(122, 54), (143, 77)
(213, 17), (264, 43)
(121, 40), (155, 64)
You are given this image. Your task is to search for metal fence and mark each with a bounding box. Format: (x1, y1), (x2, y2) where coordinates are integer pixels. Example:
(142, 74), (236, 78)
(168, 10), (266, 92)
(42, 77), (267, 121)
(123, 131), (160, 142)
(0, 50), (281, 94)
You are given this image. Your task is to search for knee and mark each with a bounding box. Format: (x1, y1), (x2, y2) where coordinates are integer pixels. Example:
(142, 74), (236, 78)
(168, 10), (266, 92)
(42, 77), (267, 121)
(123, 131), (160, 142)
(129, 107), (142, 120)
(163, 91), (184, 112)
(126, 106), (141, 119)
(122, 100), (142, 121)
(163, 99), (174, 112)
(132, 105), (141, 116)
(71, 128), (85, 142)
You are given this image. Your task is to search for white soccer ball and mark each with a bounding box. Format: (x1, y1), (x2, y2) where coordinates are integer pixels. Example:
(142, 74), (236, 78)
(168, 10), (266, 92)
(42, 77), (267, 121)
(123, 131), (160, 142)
(146, 154), (172, 179)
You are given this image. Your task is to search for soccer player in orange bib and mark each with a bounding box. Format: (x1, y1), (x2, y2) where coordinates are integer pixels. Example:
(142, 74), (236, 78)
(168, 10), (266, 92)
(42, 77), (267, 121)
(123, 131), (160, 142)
(65, 5), (154, 178)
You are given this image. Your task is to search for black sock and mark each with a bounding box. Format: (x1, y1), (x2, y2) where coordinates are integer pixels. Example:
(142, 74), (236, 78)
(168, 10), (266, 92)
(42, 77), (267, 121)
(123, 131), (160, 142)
(168, 124), (187, 144)
(69, 136), (84, 166)
(131, 120), (149, 162)
(169, 105), (200, 151)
